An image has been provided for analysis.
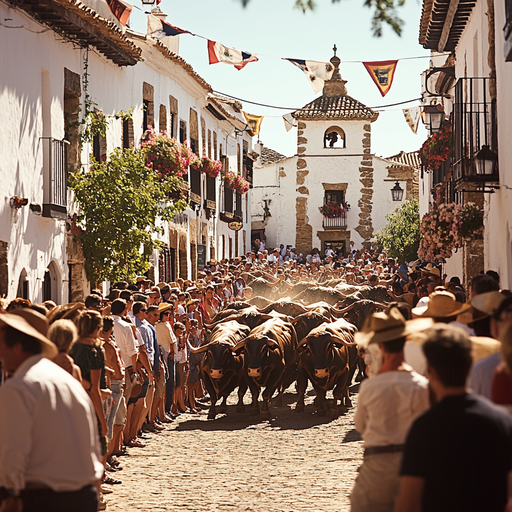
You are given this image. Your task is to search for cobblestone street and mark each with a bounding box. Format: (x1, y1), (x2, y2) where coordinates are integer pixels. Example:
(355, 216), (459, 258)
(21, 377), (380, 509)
(107, 386), (363, 512)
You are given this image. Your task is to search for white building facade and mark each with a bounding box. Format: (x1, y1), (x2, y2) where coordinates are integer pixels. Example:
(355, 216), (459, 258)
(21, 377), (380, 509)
(0, 0), (253, 303)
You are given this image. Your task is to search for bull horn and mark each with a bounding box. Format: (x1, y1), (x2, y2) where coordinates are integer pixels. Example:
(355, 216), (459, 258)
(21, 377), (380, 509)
(189, 342), (212, 354)
(232, 340), (246, 352)
(372, 302), (388, 310)
(266, 338), (279, 348)
(333, 303), (355, 315)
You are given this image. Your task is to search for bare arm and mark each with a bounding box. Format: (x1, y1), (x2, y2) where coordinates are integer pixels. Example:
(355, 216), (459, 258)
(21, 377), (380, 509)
(393, 476), (424, 512)
(89, 368), (107, 437)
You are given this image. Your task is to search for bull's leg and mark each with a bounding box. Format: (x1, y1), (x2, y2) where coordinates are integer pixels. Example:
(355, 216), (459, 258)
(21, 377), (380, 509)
(218, 396), (228, 414)
(333, 382), (347, 414)
(260, 371), (284, 420)
(314, 386), (328, 417)
(201, 373), (219, 420)
(275, 388), (284, 407)
(294, 366), (308, 413)
(246, 376), (260, 416)
(236, 379), (247, 414)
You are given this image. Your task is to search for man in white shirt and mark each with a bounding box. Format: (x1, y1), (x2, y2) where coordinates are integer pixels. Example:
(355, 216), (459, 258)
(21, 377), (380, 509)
(0, 309), (103, 512)
(350, 308), (433, 512)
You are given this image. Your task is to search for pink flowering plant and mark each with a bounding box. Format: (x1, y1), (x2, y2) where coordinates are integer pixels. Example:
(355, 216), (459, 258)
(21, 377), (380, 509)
(319, 202), (351, 218)
(141, 127), (197, 179)
(418, 202), (484, 260)
(420, 124), (453, 171)
(190, 156), (222, 178)
(222, 169), (250, 194)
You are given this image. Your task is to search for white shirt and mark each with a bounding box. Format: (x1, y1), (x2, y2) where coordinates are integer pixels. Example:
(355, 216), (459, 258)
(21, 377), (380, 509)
(0, 356), (103, 493)
(354, 370), (430, 448)
(415, 296), (430, 309)
(155, 321), (177, 355)
(267, 254), (278, 264)
(468, 351), (501, 400)
(112, 315), (138, 368)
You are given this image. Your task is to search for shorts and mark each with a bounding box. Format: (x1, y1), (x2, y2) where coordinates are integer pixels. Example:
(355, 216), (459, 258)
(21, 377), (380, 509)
(176, 363), (188, 387)
(114, 395), (127, 426)
(128, 378), (149, 405)
(155, 375), (166, 399)
(106, 380), (123, 439)
(123, 369), (135, 400)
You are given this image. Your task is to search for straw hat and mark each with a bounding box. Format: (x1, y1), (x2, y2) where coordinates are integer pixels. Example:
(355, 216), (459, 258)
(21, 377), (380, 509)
(135, 276), (146, 283)
(155, 282), (168, 290)
(157, 303), (173, 313)
(355, 307), (434, 348)
(420, 263), (436, 274)
(471, 291), (507, 317)
(430, 268), (441, 278)
(412, 290), (471, 318)
(0, 309), (58, 358)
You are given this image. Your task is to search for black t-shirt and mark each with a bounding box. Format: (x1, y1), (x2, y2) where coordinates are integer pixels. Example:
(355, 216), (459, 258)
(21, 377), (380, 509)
(401, 393), (512, 512)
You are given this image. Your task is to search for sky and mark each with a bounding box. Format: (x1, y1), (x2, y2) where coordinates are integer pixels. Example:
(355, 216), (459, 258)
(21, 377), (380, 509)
(129, 0), (430, 158)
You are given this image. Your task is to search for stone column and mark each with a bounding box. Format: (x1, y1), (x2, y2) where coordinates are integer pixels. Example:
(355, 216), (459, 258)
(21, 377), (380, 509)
(295, 122), (313, 255)
(355, 124), (374, 248)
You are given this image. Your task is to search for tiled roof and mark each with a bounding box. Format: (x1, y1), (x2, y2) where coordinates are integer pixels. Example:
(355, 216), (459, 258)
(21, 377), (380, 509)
(386, 150), (421, 169)
(10, 0), (141, 66)
(293, 94), (378, 122)
(260, 146), (287, 165)
(419, 0), (476, 51)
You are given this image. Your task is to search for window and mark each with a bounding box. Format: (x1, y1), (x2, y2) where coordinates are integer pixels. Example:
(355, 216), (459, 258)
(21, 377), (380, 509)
(213, 132), (217, 159)
(223, 185), (234, 213)
(169, 95), (178, 138)
(159, 104), (167, 133)
(324, 126), (346, 148)
(325, 190), (345, 204)
(122, 118), (134, 148)
(179, 120), (187, 144)
(143, 82), (154, 131)
(208, 130), (212, 158)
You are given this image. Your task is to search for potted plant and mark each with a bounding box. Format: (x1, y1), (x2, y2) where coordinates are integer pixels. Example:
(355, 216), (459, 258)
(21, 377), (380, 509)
(319, 202), (350, 218)
(420, 124), (453, 171)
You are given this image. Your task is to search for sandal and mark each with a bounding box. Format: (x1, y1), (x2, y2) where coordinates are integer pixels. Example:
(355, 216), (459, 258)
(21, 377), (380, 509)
(103, 474), (122, 485)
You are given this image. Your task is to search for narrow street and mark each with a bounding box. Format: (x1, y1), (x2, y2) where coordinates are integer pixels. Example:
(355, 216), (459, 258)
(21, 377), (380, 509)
(107, 386), (363, 512)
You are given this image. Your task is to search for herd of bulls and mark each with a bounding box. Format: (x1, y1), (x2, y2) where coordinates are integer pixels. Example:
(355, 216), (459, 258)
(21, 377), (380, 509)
(192, 284), (392, 420)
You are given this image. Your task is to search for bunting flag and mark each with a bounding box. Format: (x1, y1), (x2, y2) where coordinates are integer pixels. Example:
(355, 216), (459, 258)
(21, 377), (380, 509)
(403, 107), (421, 134)
(363, 60), (398, 97)
(283, 113), (297, 132)
(243, 112), (264, 135)
(284, 59), (335, 94)
(106, 0), (133, 26)
(208, 40), (259, 70)
(147, 15), (193, 39)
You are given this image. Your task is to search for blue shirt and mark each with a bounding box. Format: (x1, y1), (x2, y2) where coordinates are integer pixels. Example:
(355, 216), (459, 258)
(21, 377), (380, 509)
(135, 318), (159, 375)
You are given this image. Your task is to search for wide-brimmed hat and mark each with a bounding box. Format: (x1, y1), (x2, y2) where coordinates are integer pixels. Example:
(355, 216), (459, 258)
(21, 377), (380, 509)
(155, 282), (168, 290)
(157, 303), (173, 313)
(412, 290), (471, 318)
(355, 307), (434, 348)
(135, 276), (146, 283)
(420, 263), (436, 274)
(430, 268), (441, 278)
(0, 309), (58, 358)
(471, 291), (507, 318)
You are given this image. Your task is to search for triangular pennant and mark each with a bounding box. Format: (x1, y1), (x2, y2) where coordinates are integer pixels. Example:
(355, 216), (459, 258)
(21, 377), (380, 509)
(284, 58), (334, 94)
(106, 0), (133, 26)
(243, 112), (264, 135)
(208, 40), (258, 70)
(363, 60), (398, 97)
(282, 113), (297, 132)
(403, 107), (421, 134)
(147, 15), (193, 39)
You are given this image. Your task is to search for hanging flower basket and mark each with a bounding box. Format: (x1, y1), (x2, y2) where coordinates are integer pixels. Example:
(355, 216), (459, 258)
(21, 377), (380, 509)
(418, 201), (484, 261)
(458, 202), (484, 242)
(142, 127), (197, 179)
(420, 124), (453, 171)
(190, 156), (222, 178)
(223, 170), (250, 194)
(319, 202), (351, 219)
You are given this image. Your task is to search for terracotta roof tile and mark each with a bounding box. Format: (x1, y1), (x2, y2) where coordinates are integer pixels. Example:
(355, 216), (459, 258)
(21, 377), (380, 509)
(260, 146), (287, 165)
(386, 150), (421, 169)
(292, 94), (378, 122)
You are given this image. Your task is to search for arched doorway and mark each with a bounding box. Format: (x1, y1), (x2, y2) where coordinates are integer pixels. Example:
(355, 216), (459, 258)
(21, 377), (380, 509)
(43, 261), (60, 304)
(16, 269), (29, 300)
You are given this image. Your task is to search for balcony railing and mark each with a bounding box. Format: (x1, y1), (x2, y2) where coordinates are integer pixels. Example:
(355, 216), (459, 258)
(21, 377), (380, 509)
(42, 137), (68, 219)
(322, 213), (347, 229)
(452, 77), (499, 190)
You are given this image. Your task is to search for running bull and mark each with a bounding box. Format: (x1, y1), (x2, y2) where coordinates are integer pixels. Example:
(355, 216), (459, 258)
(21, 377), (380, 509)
(191, 320), (251, 419)
(233, 317), (297, 420)
(295, 318), (358, 416)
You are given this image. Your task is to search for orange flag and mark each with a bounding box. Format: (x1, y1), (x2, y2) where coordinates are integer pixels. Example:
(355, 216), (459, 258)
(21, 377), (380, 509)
(243, 112), (264, 136)
(363, 60), (398, 97)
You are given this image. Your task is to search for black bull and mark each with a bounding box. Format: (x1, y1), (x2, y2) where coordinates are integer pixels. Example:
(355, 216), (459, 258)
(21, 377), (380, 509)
(295, 318), (358, 416)
(233, 318), (298, 420)
(191, 321), (251, 419)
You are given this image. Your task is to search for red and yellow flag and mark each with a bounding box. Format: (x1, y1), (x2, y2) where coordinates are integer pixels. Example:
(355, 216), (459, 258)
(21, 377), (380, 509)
(363, 60), (398, 97)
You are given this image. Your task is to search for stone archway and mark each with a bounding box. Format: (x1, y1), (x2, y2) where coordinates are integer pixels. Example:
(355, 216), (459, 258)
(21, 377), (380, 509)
(43, 261), (61, 304)
(17, 269), (29, 300)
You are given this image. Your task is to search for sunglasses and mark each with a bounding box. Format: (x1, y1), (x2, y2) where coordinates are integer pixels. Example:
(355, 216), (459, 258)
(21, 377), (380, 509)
(140, 309), (148, 313)
(162, 312), (171, 316)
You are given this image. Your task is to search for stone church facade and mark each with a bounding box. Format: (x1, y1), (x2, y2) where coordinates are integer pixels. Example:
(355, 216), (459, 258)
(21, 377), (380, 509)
(252, 52), (419, 256)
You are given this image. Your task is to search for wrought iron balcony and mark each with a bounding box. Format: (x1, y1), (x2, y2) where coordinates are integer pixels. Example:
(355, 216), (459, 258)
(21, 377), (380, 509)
(41, 137), (68, 219)
(452, 77), (499, 191)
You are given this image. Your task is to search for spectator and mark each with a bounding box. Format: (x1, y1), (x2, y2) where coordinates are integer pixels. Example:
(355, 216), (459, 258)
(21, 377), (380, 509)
(48, 319), (82, 382)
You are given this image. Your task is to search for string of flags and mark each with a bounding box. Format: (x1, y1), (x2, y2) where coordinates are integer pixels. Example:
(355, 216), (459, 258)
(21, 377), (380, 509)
(146, 14), (415, 99)
(142, 14), (427, 136)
